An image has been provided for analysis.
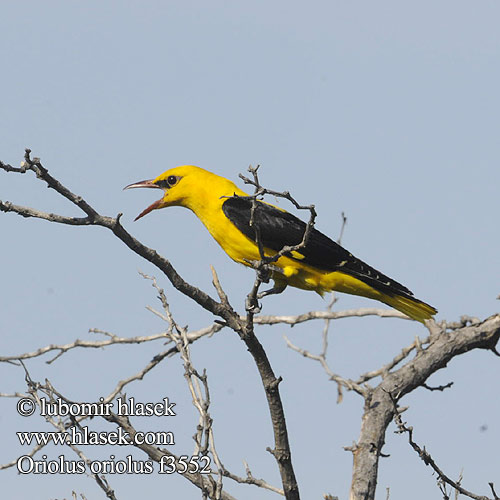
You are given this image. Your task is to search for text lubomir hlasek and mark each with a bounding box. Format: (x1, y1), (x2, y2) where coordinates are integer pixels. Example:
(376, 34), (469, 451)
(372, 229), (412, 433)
(39, 397), (176, 417)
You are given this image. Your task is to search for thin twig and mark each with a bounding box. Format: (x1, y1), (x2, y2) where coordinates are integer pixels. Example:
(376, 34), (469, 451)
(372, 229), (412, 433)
(422, 382), (454, 392)
(284, 335), (365, 396)
(222, 461), (284, 496)
(390, 393), (492, 500)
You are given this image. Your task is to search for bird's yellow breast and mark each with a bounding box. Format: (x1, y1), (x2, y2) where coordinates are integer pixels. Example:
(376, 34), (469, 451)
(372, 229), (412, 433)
(184, 185), (308, 282)
(193, 199), (332, 292)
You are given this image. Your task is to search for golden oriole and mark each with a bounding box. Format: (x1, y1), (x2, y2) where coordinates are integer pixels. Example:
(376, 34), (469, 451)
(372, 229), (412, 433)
(125, 166), (437, 322)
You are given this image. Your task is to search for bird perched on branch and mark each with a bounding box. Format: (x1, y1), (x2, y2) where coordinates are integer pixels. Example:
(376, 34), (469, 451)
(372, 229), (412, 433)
(125, 166), (437, 323)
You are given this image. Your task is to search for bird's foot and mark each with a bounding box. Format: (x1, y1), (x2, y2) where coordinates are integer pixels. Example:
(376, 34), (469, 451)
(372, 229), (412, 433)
(257, 282), (287, 300)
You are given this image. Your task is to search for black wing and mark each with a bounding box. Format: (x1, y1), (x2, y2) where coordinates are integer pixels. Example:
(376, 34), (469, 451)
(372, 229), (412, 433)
(222, 196), (413, 297)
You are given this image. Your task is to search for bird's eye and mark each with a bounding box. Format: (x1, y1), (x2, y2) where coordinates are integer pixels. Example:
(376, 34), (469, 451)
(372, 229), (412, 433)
(167, 175), (178, 186)
(155, 176), (179, 189)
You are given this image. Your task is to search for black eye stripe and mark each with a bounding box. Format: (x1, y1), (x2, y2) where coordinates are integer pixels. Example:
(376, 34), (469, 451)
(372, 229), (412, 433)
(155, 176), (179, 189)
(155, 179), (169, 188)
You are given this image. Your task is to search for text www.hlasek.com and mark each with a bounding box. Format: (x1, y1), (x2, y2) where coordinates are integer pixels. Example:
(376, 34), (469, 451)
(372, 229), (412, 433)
(17, 426), (174, 446)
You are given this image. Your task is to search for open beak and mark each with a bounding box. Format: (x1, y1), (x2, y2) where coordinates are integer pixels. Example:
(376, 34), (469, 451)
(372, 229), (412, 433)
(124, 179), (164, 221)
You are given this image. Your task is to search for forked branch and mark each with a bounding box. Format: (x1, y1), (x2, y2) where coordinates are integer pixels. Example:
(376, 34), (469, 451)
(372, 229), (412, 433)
(1, 150), (299, 500)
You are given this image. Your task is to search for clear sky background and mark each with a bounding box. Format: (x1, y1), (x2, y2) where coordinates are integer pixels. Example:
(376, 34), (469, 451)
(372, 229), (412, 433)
(1, 2), (499, 499)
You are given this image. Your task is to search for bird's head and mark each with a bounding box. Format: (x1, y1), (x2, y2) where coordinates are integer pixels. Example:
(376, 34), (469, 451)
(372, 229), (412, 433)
(124, 165), (241, 221)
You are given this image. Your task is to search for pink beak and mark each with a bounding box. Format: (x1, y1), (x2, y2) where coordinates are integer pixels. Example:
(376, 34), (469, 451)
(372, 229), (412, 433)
(124, 179), (164, 221)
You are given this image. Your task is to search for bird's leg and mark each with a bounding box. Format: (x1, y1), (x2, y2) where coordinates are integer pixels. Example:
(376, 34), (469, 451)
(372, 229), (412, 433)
(257, 280), (287, 299)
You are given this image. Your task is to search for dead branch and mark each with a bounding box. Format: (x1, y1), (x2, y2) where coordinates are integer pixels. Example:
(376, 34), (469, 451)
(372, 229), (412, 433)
(391, 393), (493, 500)
(284, 335), (365, 397)
(255, 308), (408, 326)
(349, 314), (500, 500)
(222, 460), (284, 495)
(3, 151), (499, 500)
(1, 150), (299, 500)
(0, 324), (223, 364)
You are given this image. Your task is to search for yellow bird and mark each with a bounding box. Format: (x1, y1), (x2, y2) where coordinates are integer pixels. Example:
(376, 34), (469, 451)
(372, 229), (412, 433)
(125, 166), (437, 322)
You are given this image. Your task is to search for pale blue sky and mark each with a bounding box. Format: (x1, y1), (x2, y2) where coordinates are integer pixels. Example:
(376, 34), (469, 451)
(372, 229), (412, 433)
(1, 2), (499, 499)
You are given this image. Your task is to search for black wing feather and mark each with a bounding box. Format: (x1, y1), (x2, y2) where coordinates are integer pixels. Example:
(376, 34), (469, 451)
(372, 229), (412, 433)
(222, 197), (413, 297)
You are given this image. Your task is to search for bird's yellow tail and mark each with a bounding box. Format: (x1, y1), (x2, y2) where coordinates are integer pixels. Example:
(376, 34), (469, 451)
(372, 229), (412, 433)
(378, 293), (437, 323)
(320, 271), (437, 323)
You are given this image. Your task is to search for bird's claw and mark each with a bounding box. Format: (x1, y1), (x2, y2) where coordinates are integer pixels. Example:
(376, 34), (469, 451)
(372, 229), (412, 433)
(245, 296), (262, 314)
(257, 283), (288, 300)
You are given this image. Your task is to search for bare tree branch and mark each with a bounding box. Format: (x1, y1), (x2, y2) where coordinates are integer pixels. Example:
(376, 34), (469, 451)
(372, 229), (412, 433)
(489, 483), (500, 500)
(16, 358), (238, 500)
(284, 335), (365, 397)
(255, 308), (409, 326)
(0, 324), (222, 364)
(349, 314), (500, 500)
(210, 271), (300, 499)
(391, 392), (493, 500)
(141, 273), (228, 497)
(3, 151), (499, 500)
(238, 164), (318, 274)
(20, 363), (118, 499)
(1, 150), (243, 332)
(422, 381), (454, 392)
(223, 461), (284, 496)
(336, 211), (347, 245)
(1, 150), (299, 500)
